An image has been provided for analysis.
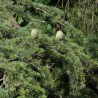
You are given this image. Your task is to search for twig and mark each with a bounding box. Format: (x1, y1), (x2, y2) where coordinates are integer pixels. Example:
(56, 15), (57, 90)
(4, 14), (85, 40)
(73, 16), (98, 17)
(49, 63), (54, 69)
(35, 8), (50, 16)
(0, 78), (3, 81)
(56, 0), (61, 7)
(0, 71), (9, 91)
(32, 18), (46, 23)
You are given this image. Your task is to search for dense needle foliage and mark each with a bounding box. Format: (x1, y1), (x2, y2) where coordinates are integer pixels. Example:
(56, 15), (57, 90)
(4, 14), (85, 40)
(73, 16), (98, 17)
(0, 0), (98, 98)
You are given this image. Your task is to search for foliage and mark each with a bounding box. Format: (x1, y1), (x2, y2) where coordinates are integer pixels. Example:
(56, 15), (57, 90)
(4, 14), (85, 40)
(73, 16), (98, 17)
(65, 0), (98, 35)
(0, 88), (9, 98)
(0, 0), (98, 98)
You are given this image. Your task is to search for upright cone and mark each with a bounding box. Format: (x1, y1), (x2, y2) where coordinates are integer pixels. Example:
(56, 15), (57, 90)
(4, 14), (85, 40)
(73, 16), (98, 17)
(56, 30), (64, 40)
(31, 29), (38, 39)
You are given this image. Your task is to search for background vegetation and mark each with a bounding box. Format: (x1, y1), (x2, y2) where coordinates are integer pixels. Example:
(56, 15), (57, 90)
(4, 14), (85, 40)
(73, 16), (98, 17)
(0, 0), (98, 98)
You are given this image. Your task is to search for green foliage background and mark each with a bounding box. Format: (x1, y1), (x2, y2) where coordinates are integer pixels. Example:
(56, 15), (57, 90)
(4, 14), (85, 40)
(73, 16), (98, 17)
(0, 0), (98, 98)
